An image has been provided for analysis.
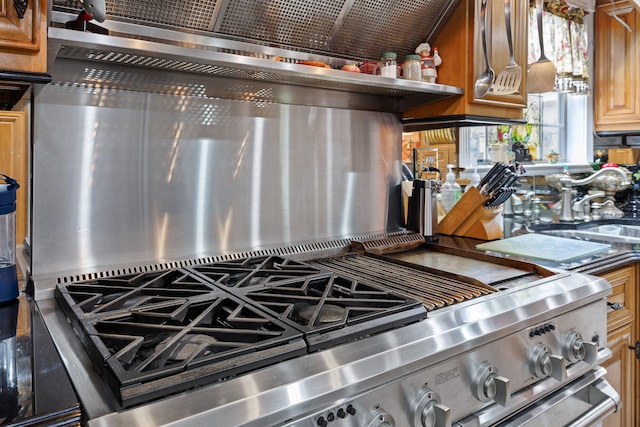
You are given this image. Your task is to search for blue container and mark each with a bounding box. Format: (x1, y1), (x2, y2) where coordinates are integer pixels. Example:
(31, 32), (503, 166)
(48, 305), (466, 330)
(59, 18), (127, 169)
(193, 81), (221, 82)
(0, 175), (19, 302)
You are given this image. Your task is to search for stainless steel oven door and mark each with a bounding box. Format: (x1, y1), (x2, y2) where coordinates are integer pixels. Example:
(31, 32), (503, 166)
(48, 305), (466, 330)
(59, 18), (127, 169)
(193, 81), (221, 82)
(456, 367), (620, 427)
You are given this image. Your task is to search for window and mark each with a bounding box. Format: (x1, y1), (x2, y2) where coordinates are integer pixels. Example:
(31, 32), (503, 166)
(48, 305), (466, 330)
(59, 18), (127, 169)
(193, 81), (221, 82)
(459, 6), (594, 174)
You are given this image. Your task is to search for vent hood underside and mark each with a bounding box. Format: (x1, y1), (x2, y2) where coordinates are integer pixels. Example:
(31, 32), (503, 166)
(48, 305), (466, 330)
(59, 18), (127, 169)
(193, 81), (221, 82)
(53, 0), (460, 61)
(48, 0), (465, 114)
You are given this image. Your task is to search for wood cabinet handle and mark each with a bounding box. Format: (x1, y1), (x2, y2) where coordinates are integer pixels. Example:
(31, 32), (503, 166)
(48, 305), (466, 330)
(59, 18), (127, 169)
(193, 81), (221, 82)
(629, 340), (640, 360)
(607, 301), (623, 310)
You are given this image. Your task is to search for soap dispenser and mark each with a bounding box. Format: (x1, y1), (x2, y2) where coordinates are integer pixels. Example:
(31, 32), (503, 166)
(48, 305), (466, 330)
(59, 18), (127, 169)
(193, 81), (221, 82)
(466, 163), (481, 192)
(440, 164), (461, 213)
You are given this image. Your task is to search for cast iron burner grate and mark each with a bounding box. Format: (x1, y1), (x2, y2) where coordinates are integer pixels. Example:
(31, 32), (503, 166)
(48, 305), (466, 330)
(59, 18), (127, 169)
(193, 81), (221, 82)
(55, 255), (427, 407)
(55, 268), (307, 407)
(188, 255), (324, 288)
(228, 273), (427, 351)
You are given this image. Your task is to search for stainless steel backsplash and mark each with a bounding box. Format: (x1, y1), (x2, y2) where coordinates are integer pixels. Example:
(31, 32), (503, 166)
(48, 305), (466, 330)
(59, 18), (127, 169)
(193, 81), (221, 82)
(30, 58), (403, 295)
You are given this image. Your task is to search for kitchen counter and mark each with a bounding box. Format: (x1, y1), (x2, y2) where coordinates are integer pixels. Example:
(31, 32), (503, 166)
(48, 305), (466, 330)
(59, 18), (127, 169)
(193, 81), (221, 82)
(427, 218), (640, 277)
(0, 267), (80, 427)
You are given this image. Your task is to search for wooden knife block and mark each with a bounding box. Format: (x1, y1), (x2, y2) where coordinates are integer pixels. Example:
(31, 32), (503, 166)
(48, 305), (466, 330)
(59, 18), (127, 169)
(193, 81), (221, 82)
(438, 186), (504, 240)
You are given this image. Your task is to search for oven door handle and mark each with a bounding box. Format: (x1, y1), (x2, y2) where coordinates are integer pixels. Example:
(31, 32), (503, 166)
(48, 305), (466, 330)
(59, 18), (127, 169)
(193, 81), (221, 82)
(568, 379), (619, 427)
(473, 367), (621, 427)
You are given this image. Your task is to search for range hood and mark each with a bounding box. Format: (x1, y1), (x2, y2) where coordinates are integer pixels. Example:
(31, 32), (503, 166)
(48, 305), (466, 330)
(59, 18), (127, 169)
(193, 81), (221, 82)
(53, 0), (461, 61)
(47, 0), (465, 113)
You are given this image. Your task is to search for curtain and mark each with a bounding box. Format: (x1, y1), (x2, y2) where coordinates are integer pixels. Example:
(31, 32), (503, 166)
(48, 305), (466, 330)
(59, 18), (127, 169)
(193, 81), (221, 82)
(528, 2), (590, 91)
(528, 0), (589, 23)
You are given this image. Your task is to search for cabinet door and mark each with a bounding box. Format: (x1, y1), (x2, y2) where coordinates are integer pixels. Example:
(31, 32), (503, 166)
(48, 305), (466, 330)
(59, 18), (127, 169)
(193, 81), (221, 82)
(0, 0), (47, 72)
(0, 111), (28, 243)
(600, 265), (636, 332)
(599, 264), (636, 427)
(402, 0), (527, 121)
(594, 1), (640, 132)
(601, 324), (635, 427)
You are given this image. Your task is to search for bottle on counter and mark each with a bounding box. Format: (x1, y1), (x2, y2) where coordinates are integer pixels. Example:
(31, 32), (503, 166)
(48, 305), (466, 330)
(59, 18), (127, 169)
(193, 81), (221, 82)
(440, 164), (461, 213)
(379, 52), (397, 78)
(466, 163), (481, 192)
(0, 175), (19, 302)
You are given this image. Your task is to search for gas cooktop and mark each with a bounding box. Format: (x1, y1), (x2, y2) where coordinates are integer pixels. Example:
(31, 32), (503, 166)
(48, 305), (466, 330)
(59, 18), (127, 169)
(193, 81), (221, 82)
(55, 255), (427, 407)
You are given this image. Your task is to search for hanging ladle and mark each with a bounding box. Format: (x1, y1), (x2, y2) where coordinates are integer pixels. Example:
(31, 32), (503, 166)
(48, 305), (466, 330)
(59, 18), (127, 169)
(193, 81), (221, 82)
(474, 0), (495, 99)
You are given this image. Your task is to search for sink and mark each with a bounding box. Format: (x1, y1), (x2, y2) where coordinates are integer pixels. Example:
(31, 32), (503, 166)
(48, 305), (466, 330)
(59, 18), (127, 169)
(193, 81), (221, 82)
(540, 224), (640, 245)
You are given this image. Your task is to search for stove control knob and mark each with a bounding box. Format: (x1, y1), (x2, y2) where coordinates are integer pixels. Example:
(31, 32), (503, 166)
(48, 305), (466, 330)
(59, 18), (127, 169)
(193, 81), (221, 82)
(472, 362), (511, 407)
(411, 388), (451, 427)
(530, 344), (567, 381)
(563, 330), (598, 365)
(364, 406), (395, 427)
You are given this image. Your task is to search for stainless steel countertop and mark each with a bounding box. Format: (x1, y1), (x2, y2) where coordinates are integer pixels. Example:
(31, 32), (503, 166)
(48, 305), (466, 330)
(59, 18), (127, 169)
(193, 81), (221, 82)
(380, 250), (533, 284)
(437, 218), (640, 275)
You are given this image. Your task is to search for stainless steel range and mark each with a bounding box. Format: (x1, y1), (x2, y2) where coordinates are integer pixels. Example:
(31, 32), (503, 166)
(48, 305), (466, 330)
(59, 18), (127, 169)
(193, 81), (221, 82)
(46, 236), (619, 427)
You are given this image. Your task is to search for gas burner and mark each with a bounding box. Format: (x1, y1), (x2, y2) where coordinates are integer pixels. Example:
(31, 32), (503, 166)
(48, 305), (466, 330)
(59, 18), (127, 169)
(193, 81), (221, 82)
(156, 334), (219, 363)
(55, 273), (307, 408)
(56, 269), (218, 319)
(297, 303), (347, 324)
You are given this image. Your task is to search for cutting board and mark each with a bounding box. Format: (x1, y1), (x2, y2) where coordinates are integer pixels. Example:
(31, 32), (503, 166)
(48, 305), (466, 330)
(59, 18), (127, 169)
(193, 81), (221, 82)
(476, 233), (611, 262)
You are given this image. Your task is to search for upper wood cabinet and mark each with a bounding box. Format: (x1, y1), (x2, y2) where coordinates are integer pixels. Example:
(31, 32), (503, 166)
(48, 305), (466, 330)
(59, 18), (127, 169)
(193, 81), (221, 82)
(403, 0), (528, 122)
(0, 0), (47, 73)
(594, 1), (640, 133)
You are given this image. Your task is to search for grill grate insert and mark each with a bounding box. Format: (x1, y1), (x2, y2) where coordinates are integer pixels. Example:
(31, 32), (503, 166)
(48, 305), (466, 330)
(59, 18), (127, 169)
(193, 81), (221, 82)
(311, 254), (499, 311)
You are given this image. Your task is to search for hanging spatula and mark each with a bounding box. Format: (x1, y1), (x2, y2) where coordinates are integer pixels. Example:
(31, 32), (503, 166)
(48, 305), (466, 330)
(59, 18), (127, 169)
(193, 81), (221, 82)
(492, 0), (522, 95)
(527, 0), (556, 93)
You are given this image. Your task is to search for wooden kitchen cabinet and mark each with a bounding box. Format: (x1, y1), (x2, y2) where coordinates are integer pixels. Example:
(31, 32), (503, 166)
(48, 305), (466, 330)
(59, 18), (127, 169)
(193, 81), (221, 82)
(0, 111), (28, 244)
(594, 1), (640, 133)
(603, 265), (636, 331)
(598, 265), (636, 427)
(602, 324), (636, 427)
(0, 0), (47, 72)
(607, 148), (640, 165)
(402, 0), (527, 122)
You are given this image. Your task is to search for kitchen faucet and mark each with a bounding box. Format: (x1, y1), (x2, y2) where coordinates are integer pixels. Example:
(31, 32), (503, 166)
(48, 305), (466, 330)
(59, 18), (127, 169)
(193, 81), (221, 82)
(547, 167), (630, 222)
(572, 191), (605, 221)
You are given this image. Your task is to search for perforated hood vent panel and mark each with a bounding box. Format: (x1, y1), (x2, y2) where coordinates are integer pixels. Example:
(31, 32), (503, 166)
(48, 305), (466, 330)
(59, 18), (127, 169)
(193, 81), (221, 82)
(53, 0), (460, 61)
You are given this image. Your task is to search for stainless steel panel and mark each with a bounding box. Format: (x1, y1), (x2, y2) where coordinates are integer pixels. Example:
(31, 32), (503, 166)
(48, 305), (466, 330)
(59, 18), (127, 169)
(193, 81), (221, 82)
(46, 24), (463, 111)
(382, 250), (534, 284)
(31, 63), (403, 293)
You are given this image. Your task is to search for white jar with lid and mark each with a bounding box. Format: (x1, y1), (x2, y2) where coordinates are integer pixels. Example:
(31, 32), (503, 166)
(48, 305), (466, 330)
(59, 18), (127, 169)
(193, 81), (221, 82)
(379, 52), (397, 78)
(402, 54), (422, 81)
